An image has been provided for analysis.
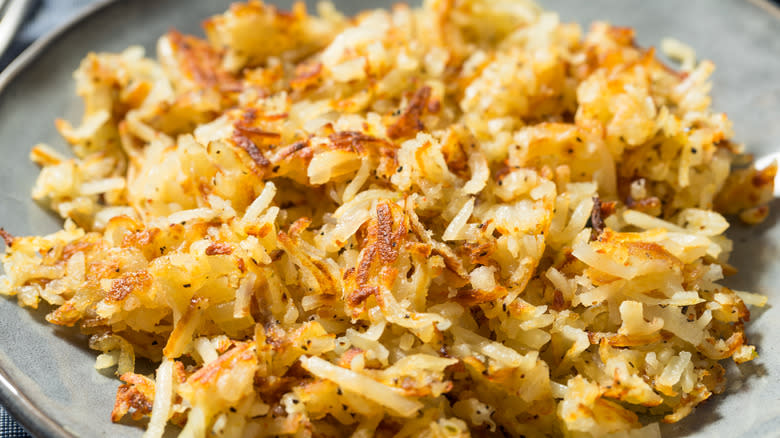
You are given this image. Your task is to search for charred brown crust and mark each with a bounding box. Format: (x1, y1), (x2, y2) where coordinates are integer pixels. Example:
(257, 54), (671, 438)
(387, 86), (432, 140)
(0, 228), (14, 248)
(187, 342), (255, 385)
(454, 286), (505, 306)
(107, 271), (153, 302)
(205, 241), (234, 256)
(375, 203), (398, 264)
(328, 131), (393, 154)
(233, 130), (272, 167)
(276, 141), (310, 160)
(347, 285), (378, 307)
(590, 196), (604, 240)
(625, 195), (662, 216)
(166, 30), (240, 92)
(290, 62), (323, 91)
(111, 373), (155, 422)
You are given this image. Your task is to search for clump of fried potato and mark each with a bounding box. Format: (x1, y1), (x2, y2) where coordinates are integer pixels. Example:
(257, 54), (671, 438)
(1, 1), (774, 437)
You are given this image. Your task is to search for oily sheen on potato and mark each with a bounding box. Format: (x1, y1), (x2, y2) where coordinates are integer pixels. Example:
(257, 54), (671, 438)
(0, 1), (775, 437)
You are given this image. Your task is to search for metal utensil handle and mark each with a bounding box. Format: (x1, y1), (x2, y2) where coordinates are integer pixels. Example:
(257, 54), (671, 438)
(0, 0), (30, 60)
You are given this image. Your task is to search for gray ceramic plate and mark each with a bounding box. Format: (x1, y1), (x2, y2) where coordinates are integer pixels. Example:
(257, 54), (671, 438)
(0, 0), (778, 436)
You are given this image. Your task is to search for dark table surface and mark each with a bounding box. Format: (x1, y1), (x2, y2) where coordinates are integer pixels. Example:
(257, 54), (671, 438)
(1, 0), (778, 437)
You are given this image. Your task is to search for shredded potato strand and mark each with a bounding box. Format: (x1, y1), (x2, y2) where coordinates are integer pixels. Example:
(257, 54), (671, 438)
(0, 0), (773, 437)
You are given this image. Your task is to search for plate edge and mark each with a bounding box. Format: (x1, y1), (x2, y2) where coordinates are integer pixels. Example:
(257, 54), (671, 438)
(0, 2), (118, 437)
(0, 0), (115, 95)
(748, 0), (780, 20)
(0, 0), (777, 437)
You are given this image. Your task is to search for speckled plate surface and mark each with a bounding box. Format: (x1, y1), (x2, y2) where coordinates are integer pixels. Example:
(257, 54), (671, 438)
(0, 0), (777, 436)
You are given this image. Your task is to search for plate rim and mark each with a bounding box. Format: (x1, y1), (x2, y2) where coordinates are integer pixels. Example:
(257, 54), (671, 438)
(0, 2), (116, 435)
(0, 0), (778, 437)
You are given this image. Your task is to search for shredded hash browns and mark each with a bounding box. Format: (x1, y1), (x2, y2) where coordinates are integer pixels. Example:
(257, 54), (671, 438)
(0, 0), (776, 437)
